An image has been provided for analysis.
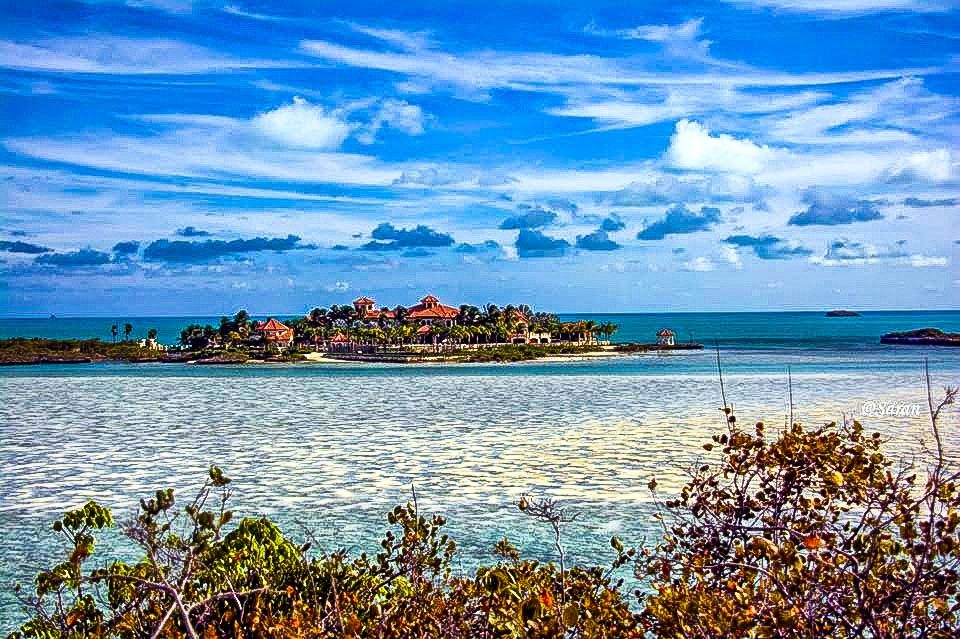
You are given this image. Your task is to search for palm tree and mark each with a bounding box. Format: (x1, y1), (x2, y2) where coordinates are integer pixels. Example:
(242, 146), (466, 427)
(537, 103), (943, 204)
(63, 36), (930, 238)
(147, 328), (158, 341)
(233, 310), (250, 337)
(123, 323), (133, 342)
(600, 322), (618, 342)
(307, 307), (327, 326)
(582, 320), (598, 344)
(110, 323), (118, 343)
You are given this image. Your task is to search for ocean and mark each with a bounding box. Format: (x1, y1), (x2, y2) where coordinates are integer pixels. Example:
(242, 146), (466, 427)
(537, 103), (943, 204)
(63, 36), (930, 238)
(1, 310), (959, 632)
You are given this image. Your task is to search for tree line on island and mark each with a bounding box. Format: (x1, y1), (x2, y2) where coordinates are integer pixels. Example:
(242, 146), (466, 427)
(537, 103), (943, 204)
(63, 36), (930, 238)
(178, 302), (619, 352)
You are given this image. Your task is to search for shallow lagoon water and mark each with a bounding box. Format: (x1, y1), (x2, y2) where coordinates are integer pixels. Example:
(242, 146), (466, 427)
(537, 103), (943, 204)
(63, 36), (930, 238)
(2, 318), (960, 631)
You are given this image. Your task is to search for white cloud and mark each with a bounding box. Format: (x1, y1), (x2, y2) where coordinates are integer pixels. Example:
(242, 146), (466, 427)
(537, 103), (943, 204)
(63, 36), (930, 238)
(722, 245), (744, 269)
(0, 36), (301, 74)
(324, 280), (350, 292)
(586, 18), (714, 62)
(299, 36), (937, 95)
(356, 99), (426, 144)
(346, 23), (432, 52)
(884, 148), (956, 183)
(764, 77), (957, 146)
(665, 120), (781, 174)
(724, 1), (951, 15)
(682, 256), (716, 272)
(548, 86), (826, 128)
(252, 96), (351, 150)
(810, 238), (949, 267)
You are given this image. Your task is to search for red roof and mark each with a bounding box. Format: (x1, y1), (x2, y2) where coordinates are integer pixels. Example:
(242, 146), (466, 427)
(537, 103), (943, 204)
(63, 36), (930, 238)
(657, 329), (675, 336)
(257, 318), (293, 342)
(363, 308), (396, 320)
(353, 296), (375, 305)
(407, 294), (458, 320)
(260, 318), (291, 332)
(417, 324), (432, 334)
(408, 303), (459, 320)
(330, 333), (351, 343)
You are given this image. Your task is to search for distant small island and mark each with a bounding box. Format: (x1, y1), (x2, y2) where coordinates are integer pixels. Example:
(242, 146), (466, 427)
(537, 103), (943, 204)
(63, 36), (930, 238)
(826, 309), (861, 317)
(880, 328), (960, 347)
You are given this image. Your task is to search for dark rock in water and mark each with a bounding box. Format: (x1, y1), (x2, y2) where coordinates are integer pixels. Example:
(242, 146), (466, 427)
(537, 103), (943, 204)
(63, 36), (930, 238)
(826, 310), (861, 317)
(880, 328), (960, 347)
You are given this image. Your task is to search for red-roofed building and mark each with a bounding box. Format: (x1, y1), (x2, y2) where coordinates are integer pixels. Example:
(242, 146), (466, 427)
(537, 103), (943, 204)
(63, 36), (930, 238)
(406, 294), (459, 325)
(255, 318), (294, 348)
(657, 328), (676, 346)
(329, 332), (354, 353)
(353, 296), (397, 321)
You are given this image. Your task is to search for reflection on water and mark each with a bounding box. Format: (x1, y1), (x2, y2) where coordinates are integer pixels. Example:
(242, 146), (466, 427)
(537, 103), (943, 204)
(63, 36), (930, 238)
(1, 357), (958, 631)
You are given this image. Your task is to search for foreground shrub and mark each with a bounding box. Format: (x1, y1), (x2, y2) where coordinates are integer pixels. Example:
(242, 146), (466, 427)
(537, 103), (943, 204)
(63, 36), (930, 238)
(9, 468), (640, 639)
(9, 385), (958, 638)
(639, 387), (959, 638)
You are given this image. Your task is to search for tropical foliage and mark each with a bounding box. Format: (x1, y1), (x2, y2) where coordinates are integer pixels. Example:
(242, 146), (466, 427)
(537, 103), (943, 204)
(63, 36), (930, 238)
(11, 387), (956, 638)
(0, 338), (164, 365)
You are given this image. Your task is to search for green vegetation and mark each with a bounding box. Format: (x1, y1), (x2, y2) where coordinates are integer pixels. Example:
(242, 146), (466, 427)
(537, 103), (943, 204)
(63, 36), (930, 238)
(286, 303), (617, 350)
(10, 386), (959, 638)
(460, 343), (605, 363)
(0, 338), (164, 365)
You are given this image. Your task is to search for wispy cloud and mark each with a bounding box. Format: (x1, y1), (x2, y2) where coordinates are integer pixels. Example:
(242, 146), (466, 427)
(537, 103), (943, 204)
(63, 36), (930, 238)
(0, 36), (304, 75)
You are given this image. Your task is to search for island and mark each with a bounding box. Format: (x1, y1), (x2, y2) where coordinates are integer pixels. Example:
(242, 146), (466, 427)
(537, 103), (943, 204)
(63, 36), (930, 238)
(0, 294), (707, 366)
(880, 328), (960, 347)
(826, 309), (861, 317)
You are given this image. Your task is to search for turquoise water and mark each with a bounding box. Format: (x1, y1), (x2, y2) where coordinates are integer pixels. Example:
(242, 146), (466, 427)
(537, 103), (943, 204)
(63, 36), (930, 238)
(1, 311), (959, 632)
(2, 310), (959, 349)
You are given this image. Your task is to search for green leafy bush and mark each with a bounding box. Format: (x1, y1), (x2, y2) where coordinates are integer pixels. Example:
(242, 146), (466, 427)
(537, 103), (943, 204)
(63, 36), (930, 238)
(10, 387), (958, 638)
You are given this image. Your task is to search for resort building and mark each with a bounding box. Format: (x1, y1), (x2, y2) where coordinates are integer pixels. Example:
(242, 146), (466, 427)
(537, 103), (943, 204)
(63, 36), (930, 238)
(506, 308), (550, 344)
(406, 295), (459, 327)
(657, 329), (676, 346)
(353, 296), (396, 322)
(254, 318), (294, 348)
(329, 332), (354, 353)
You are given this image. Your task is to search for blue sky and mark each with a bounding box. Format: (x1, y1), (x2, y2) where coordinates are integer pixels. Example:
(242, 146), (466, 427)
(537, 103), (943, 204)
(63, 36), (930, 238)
(1, 0), (958, 315)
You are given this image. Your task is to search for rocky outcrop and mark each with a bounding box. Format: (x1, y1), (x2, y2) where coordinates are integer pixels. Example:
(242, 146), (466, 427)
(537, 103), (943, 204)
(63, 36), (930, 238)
(880, 328), (960, 347)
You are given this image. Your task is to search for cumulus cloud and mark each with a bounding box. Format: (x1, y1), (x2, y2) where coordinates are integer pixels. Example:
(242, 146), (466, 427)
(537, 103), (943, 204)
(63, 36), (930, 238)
(175, 226), (210, 237)
(682, 256), (716, 272)
(499, 208), (558, 230)
(35, 248), (112, 266)
(392, 167), (516, 187)
(665, 120), (779, 174)
(637, 204), (722, 240)
(576, 229), (621, 251)
(600, 215), (626, 232)
(112, 241), (140, 254)
(252, 96), (351, 150)
(884, 149), (955, 183)
(903, 196), (958, 208)
(788, 189), (883, 226)
(515, 229), (570, 258)
(0, 240), (52, 254)
(364, 222), (454, 250)
(455, 240), (501, 253)
(811, 238), (947, 267)
(612, 174), (770, 206)
(143, 235), (308, 262)
(356, 99), (426, 144)
(723, 234), (813, 259)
